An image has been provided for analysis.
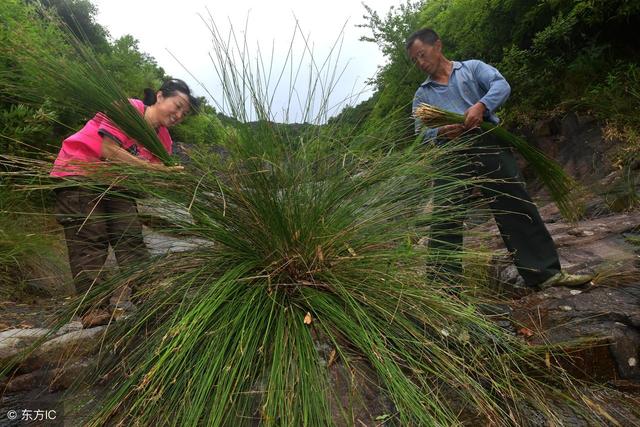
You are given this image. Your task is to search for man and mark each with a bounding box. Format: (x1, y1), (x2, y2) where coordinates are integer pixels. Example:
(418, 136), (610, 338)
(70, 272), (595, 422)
(407, 28), (591, 291)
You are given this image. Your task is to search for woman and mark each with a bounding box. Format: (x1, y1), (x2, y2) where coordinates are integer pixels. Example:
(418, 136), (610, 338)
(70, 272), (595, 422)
(51, 79), (197, 326)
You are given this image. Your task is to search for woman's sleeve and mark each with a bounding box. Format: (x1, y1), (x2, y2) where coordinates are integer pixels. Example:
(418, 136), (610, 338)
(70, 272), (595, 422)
(96, 99), (144, 147)
(97, 116), (127, 147)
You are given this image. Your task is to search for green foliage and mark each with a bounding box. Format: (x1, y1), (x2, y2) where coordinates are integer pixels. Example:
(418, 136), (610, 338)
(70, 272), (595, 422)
(354, 0), (640, 135)
(327, 96), (375, 130)
(624, 234), (640, 247)
(1, 5), (177, 164)
(604, 167), (640, 212)
(0, 184), (64, 300)
(0, 3), (638, 424)
(357, 1), (424, 128)
(98, 34), (165, 97)
(0, 0), (71, 73)
(347, 0), (640, 209)
(581, 62), (640, 126)
(0, 16), (632, 425)
(32, 0), (110, 53)
(54, 121), (620, 426)
(0, 102), (57, 154)
(415, 103), (582, 219)
(170, 111), (226, 145)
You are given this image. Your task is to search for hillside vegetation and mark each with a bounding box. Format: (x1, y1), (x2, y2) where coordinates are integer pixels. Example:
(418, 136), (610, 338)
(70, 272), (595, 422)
(346, 0), (640, 154)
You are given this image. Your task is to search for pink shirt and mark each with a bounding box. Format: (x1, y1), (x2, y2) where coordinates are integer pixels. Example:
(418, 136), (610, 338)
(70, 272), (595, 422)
(50, 99), (173, 177)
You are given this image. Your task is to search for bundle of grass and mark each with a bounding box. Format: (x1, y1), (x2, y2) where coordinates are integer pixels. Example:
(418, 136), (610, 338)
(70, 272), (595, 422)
(414, 103), (584, 220)
(1, 10), (638, 427)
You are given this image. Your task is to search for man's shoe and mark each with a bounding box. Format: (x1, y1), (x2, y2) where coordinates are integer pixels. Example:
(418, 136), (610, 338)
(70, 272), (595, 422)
(538, 271), (593, 290)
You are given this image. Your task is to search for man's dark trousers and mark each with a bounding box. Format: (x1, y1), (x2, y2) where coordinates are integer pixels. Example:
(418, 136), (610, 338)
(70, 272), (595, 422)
(428, 135), (561, 287)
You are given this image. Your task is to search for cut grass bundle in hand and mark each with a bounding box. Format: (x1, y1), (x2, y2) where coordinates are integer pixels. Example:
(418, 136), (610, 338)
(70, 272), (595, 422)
(414, 103), (583, 220)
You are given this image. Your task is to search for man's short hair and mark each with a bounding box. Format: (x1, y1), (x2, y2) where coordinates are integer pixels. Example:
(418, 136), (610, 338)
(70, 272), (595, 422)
(405, 28), (440, 51)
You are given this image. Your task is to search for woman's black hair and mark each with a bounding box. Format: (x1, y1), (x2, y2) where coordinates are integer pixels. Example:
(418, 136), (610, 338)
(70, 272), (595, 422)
(143, 78), (200, 113)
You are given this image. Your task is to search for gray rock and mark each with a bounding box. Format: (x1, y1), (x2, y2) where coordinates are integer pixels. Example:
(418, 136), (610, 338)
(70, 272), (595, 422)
(1, 360), (93, 393)
(137, 198), (194, 225)
(142, 226), (215, 256)
(0, 328), (51, 360)
(37, 327), (105, 359)
(479, 211), (640, 292)
(0, 328), (50, 342)
(55, 321), (83, 336)
(469, 200), (640, 382)
(1, 325), (106, 373)
(512, 283), (640, 380)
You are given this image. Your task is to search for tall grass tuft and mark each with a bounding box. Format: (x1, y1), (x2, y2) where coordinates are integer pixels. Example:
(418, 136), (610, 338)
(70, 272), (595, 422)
(1, 10), (637, 427)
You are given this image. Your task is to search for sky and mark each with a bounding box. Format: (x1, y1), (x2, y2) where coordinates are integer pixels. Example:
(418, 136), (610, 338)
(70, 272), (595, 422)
(92, 0), (403, 122)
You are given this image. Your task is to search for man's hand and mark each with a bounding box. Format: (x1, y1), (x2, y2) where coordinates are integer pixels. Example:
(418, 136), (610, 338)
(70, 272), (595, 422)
(438, 124), (466, 139)
(463, 102), (486, 129)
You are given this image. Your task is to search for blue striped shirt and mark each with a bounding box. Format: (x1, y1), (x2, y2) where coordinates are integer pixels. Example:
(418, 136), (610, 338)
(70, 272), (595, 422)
(412, 60), (511, 142)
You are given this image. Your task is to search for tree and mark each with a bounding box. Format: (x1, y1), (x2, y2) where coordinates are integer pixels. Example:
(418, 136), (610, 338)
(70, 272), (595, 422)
(31, 0), (110, 52)
(100, 34), (165, 97)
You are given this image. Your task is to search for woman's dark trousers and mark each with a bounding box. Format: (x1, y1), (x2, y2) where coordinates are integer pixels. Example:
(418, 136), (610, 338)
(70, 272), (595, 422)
(54, 187), (149, 295)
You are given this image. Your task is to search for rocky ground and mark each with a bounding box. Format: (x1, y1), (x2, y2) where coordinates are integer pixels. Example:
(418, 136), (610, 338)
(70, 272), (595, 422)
(479, 206), (640, 384)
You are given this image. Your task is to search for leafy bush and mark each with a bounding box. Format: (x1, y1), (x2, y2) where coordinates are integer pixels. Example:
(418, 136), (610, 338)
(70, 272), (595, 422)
(2, 3), (639, 425)
(170, 111), (227, 145)
(355, 0), (640, 136)
(0, 102), (57, 154)
(97, 34), (165, 98)
(0, 0), (168, 155)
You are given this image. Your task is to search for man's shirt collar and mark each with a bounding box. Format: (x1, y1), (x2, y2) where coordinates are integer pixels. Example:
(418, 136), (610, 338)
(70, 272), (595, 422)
(420, 61), (462, 87)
